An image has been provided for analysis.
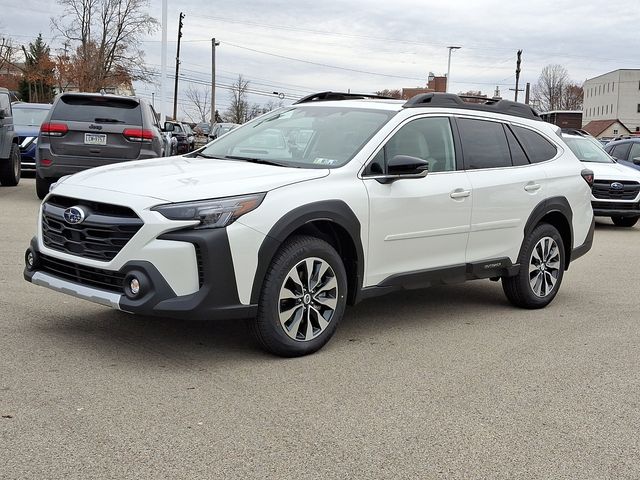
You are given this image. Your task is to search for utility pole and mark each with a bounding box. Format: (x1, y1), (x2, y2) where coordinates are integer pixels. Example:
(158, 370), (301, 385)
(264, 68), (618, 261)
(172, 12), (185, 120)
(446, 46), (461, 93)
(525, 82), (531, 105)
(211, 38), (220, 124)
(509, 49), (524, 102)
(159, 0), (167, 123)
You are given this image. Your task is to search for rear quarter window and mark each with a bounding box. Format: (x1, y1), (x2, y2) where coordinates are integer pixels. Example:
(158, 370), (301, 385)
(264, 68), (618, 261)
(512, 126), (557, 163)
(51, 95), (142, 125)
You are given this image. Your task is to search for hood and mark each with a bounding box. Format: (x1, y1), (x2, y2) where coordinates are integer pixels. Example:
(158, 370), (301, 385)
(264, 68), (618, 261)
(586, 161), (640, 181)
(63, 155), (330, 202)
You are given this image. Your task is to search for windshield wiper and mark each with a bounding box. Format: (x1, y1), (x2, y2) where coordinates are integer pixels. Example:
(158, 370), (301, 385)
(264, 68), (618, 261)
(94, 117), (125, 123)
(223, 155), (289, 167)
(193, 152), (223, 159)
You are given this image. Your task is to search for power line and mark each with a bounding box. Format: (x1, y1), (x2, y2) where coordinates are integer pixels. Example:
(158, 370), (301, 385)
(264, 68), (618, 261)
(222, 41), (425, 82)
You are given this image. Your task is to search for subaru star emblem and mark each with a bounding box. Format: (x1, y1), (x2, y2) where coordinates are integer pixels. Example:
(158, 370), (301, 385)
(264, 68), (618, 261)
(610, 182), (624, 190)
(63, 206), (86, 225)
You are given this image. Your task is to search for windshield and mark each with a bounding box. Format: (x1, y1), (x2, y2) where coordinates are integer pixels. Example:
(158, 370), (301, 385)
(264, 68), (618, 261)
(13, 106), (49, 127)
(199, 106), (395, 168)
(563, 136), (614, 163)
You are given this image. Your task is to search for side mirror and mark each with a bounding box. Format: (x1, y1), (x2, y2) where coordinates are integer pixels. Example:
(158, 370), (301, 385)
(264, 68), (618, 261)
(0, 108), (7, 119)
(632, 157), (640, 165)
(371, 155), (429, 184)
(163, 121), (174, 132)
(387, 155), (429, 176)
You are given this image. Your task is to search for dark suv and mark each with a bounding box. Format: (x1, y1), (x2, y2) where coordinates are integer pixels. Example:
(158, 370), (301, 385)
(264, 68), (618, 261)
(604, 138), (640, 172)
(0, 87), (21, 186)
(36, 93), (165, 199)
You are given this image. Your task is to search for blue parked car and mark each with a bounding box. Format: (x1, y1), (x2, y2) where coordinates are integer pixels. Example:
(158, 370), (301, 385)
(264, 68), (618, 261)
(12, 102), (51, 173)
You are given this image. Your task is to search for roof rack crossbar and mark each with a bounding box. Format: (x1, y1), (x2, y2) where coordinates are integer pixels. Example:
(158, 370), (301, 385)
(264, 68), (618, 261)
(294, 91), (397, 104)
(402, 93), (541, 121)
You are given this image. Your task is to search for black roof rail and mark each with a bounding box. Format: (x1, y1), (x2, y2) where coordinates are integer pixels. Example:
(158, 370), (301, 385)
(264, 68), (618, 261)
(561, 128), (592, 137)
(294, 91), (397, 104)
(402, 92), (541, 121)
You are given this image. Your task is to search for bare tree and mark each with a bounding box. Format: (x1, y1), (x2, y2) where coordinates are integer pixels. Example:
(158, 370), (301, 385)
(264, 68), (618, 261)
(52, 0), (159, 92)
(375, 89), (402, 99)
(561, 83), (584, 110)
(184, 84), (211, 123)
(532, 64), (569, 111)
(224, 74), (250, 124)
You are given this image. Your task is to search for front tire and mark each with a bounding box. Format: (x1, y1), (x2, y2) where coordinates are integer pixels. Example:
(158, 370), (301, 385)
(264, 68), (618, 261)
(502, 223), (565, 309)
(611, 216), (639, 227)
(0, 143), (21, 186)
(252, 235), (347, 357)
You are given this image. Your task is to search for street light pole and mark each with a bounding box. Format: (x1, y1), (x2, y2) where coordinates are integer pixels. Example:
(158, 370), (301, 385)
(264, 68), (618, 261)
(211, 38), (220, 124)
(446, 46), (461, 93)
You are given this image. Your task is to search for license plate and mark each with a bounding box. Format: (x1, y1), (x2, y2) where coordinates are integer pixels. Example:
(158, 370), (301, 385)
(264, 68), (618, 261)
(84, 133), (107, 145)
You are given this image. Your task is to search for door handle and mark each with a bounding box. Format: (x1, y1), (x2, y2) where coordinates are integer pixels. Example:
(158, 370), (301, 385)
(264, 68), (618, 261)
(450, 189), (471, 199)
(524, 183), (541, 192)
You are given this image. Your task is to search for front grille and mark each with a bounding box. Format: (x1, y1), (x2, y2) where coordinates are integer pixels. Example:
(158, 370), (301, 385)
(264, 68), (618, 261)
(42, 195), (143, 261)
(39, 254), (125, 293)
(592, 201), (640, 211)
(592, 180), (640, 200)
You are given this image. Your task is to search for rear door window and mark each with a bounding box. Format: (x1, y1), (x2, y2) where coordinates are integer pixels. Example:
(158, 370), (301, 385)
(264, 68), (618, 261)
(629, 143), (640, 162)
(512, 126), (557, 163)
(457, 118), (511, 169)
(51, 95), (142, 125)
(609, 142), (631, 160)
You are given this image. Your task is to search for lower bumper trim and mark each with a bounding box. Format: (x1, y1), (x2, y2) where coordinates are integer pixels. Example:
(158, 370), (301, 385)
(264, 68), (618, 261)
(31, 271), (121, 309)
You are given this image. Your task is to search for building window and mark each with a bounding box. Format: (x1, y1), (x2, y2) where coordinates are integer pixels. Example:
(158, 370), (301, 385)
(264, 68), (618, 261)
(637, 104), (640, 113)
(612, 82), (615, 91)
(613, 129), (619, 134)
(606, 105), (608, 114)
(636, 127), (640, 132)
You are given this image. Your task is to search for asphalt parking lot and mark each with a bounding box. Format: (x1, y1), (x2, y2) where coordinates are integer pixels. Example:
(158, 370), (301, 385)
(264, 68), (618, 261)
(1, 178), (639, 479)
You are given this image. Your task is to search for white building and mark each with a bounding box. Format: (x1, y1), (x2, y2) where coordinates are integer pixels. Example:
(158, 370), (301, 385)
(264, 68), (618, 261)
(582, 69), (640, 135)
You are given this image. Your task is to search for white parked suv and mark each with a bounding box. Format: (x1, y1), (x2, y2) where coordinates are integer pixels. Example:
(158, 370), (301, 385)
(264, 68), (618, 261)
(561, 129), (640, 227)
(24, 92), (595, 356)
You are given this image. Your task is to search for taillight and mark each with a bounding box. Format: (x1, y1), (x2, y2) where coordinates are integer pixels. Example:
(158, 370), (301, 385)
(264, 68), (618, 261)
(40, 158), (53, 166)
(40, 122), (68, 137)
(123, 128), (154, 142)
(581, 168), (594, 187)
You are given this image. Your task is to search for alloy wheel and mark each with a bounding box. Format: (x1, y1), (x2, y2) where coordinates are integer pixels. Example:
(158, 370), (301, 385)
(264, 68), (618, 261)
(278, 257), (338, 341)
(528, 236), (561, 297)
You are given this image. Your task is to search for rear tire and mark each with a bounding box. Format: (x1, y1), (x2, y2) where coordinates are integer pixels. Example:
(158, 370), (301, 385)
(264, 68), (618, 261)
(252, 235), (348, 357)
(36, 174), (53, 199)
(502, 223), (565, 309)
(0, 143), (21, 186)
(611, 216), (639, 227)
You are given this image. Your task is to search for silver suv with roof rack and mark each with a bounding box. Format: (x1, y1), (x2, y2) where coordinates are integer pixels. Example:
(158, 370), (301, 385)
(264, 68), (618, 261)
(25, 91), (595, 357)
(0, 87), (21, 186)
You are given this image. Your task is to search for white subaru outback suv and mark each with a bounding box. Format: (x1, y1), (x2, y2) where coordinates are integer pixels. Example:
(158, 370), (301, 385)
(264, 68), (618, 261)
(24, 92), (595, 357)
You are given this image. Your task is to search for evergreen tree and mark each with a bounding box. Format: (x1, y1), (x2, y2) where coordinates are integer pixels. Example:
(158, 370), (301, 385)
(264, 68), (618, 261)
(19, 34), (55, 103)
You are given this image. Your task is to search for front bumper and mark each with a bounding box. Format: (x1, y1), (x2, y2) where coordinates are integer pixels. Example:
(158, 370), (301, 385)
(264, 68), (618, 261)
(24, 228), (257, 320)
(592, 200), (640, 218)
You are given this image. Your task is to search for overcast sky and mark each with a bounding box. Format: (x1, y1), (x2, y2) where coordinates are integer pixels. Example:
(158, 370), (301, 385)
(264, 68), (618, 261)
(3, 0), (640, 120)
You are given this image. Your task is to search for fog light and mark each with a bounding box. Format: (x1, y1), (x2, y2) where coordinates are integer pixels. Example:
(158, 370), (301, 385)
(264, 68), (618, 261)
(25, 249), (37, 271)
(130, 278), (140, 296)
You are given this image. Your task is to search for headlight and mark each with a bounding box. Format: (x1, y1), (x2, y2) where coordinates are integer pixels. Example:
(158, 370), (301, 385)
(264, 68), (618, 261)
(151, 193), (266, 229)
